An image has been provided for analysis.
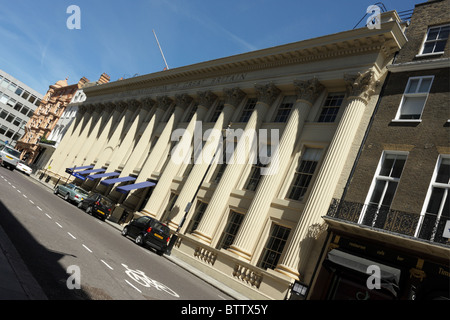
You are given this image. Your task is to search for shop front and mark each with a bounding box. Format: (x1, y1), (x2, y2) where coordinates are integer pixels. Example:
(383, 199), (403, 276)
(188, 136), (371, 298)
(310, 221), (450, 300)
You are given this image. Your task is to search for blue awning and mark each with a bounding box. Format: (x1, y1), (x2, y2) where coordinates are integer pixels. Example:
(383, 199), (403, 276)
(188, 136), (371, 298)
(100, 176), (136, 186)
(78, 168), (106, 175)
(87, 172), (120, 181)
(65, 165), (94, 174)
(116, 181), (156, 194)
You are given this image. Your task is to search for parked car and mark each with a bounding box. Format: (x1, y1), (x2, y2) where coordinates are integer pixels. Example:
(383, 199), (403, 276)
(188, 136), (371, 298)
(121, 216), (171, 255)
(0, 145), (21, 171)
(77, 192), (114, 221)
(54, 183), (89, 204)
(16, 161), (32, 176)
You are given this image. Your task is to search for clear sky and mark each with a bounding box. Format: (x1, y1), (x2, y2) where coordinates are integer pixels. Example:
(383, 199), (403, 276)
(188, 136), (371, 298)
(1, 0), (415, 95)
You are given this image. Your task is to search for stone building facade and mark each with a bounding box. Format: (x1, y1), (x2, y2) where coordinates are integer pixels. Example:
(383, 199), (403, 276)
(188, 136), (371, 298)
(41, 12), (408, 299)
(313, 0), (449, 300)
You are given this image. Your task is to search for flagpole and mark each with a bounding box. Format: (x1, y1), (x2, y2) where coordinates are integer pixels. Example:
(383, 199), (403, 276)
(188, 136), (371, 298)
(153, 29), (169, 70)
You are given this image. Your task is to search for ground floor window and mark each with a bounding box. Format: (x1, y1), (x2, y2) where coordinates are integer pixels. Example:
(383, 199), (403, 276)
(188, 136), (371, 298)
(216, 210), (244, 250)
(417, 155), (449, 243)
(257, 224), (290, 270)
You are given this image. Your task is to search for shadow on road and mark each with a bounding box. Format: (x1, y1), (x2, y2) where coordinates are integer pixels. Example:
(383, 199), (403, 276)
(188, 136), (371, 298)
(0, 200), (92, 300)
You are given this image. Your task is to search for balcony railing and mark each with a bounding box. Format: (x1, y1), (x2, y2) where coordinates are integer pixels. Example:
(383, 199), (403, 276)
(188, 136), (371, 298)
(327, 198), (449, 246)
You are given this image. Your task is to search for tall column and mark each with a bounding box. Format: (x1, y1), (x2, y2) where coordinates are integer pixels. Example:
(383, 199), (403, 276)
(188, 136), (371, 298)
(95, 101), (136, 169)
(143, 94), (210, 219)
(167, 90), (232, 230)
(53, 105), (99, 174)
(118, 99), (154, 170)
(104, 99), (149, 172)
(274, 70), (378, 281)
(82, 102), (122, 166)
(133, 96), (181, 186)
(45, 108), (85, 174)
(137, 96), (187, 217)
(50, 105), (92, 174)
(118, 98), (165, 177)
(228, 79), (324, 261)
(73, 103), (113, 167)
(64, 106), (102, 170)
(192, 84), (280, 245)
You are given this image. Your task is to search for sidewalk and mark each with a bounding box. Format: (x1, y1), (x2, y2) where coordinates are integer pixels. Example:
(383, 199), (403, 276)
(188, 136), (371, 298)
(0, 221), (47, 300)
(22, 173), (249, 300)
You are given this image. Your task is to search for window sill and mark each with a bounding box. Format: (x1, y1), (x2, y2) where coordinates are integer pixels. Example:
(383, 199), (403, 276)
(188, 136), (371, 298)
(391, 119), (422, 123)
(415, 52), (444, 58)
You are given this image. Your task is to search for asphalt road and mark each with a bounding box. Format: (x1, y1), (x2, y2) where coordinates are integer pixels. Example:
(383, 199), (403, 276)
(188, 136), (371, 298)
(0, 167), (233, 301)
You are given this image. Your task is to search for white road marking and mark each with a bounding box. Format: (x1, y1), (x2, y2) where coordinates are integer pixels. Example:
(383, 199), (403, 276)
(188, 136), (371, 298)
(55, 222), (63, 228)
(82, 244), (92, 253)
(101, 260), (114, 270)
(125, 280), (142, 293)
(68, 232), (77, 240)
(29, 200), (34, 204)
(45, 213), (52, 219)
(37, 206), (42, 211)
(12, 185), (16, 189)
(17, 190), (21, 193)
(23, 194), (27, 198)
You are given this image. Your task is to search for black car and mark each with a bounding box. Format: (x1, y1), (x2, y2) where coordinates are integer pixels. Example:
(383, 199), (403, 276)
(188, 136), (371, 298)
(78, 192), (114, 221)
(122, 216), (171, 255)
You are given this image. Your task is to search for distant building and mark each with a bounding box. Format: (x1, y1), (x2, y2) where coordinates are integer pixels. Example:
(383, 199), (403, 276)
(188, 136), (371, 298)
(314, 0), (449, 300)
(34, 73), (110, 171)
(0, 70), (43, 147)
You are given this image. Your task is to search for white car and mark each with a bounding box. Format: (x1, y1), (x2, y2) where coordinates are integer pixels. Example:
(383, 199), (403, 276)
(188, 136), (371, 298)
(16, 161), (32, 175)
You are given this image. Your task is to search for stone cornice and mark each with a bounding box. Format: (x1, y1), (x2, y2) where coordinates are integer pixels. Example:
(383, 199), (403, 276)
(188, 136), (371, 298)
(84, 14), (406, 99)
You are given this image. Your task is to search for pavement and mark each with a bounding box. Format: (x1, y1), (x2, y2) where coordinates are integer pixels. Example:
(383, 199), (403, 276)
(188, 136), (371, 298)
(0, 172), (248, 300)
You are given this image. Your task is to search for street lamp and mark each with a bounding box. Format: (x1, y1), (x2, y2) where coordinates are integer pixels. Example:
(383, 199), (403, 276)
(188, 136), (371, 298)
(289, 280), (309, 300)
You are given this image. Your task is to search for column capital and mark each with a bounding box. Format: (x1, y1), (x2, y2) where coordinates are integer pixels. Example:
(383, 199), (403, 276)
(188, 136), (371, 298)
(294, 78), (324, 105)
(223, 87), (246, 107)
(197, 91), (217, 109)
(174, 93), (193, 110)
(344, 70), (378, 104)
(78, 104), (90, 114)
(255, 83), (281, 107)
(127, 98), (142, 113)
(141, 97), (156, 111)
(116, 100), (129, 110)
(155, 95), (173, 110)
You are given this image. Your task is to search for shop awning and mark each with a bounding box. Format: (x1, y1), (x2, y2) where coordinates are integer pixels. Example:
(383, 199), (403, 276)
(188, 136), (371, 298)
(100, 176), (136, 186)
(78, 168), (106, 175)
(87, 172), (120, 181)
(116, 181), (156, 194)
(327, 249), (401, 296)
(65, 165), (94, 174)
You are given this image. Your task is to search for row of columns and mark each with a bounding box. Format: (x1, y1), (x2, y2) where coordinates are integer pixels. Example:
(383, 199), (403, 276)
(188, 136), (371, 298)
(46, 71), (378, 282)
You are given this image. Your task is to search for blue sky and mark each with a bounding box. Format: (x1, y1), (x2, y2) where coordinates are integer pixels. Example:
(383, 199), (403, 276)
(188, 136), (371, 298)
(1, 0), (415, 95)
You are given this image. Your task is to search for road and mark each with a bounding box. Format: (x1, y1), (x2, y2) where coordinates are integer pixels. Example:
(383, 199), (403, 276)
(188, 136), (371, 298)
(0, 167), (233, 300)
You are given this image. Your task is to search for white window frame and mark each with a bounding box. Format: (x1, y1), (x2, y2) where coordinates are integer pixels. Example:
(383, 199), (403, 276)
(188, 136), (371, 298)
(393, 76), (434, 123)
(415, 154), (450, 240)
(359, 151), (408, 226)
(417, 24), (450, 57)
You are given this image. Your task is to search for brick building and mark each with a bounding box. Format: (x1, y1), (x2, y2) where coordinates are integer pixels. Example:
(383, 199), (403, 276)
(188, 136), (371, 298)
(311, 0), (450, 300)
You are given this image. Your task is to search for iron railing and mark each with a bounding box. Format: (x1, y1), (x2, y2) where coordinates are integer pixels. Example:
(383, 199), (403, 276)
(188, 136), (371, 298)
(327, 198), (449, 245)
